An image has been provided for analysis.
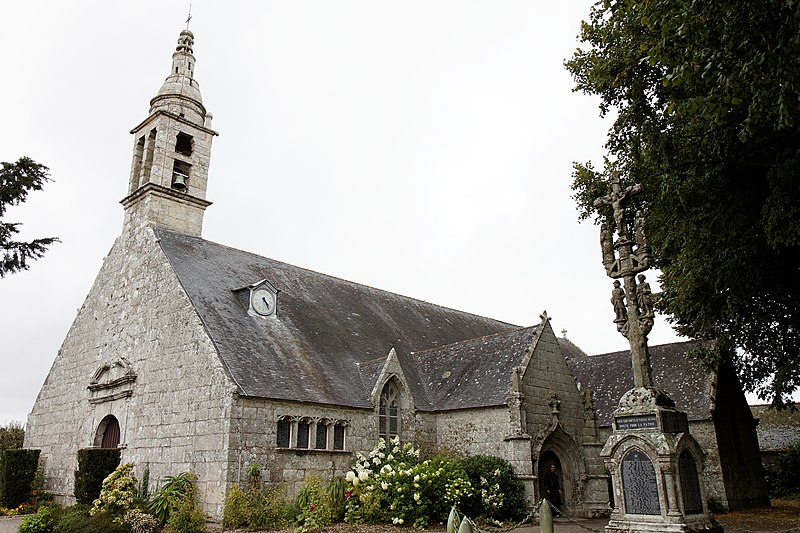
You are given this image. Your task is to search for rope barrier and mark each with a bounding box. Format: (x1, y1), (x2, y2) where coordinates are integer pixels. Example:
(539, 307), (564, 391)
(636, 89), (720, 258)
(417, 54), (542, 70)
(540, 499), (604, 533)
(448, 499), (604, 533)
(451, 500), (800, 533)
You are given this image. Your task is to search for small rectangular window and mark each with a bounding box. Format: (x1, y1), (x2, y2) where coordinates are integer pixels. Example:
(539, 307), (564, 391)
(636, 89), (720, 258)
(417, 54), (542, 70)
(333, 425), (345, 450)
(297, 421), (310, 448)
(315, 424), (327, 449)
(276, 420), (290, 448)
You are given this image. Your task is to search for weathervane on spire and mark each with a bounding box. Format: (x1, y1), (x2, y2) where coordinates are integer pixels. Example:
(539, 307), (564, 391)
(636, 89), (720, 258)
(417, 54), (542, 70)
(185, 0), (193, 29)
(594, 172), (655, 388)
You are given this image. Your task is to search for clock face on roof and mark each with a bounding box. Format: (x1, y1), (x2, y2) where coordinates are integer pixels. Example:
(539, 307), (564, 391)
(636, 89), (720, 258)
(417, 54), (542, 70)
(251, 287), (276, 316)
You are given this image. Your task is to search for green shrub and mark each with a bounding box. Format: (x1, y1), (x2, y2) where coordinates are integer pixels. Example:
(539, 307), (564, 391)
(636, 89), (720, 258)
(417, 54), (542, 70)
(91, 463), (137, 519)
(18, 504), (58, 533)
(246, 462), (262, 489)
(325, 475), (348, 522)
(765, 441), (800, 497)
(459, 455), (527, 521)
(0, 448), (40, 508)
(147, 471), (197, 525)
(166, 494), (206, 533)
(295, 477), (335, 531)
(136, 464), (150, 502)
(0, 421), (24, 451)
(73, 448), (121, 504)
(223, 485), (294, 529)
(51, 503), (130, 533)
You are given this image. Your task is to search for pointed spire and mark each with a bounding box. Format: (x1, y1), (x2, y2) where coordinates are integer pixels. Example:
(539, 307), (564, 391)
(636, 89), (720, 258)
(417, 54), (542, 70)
(149, 30), (206, 123)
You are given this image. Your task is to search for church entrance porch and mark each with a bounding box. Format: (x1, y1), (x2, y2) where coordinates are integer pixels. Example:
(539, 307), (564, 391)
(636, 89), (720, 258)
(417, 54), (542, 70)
(535, 426), (586, 517)
(538, 450), (564, 513)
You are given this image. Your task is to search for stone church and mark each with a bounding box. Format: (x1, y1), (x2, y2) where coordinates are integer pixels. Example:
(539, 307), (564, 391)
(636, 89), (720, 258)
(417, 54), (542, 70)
(24, 29), (767, 519)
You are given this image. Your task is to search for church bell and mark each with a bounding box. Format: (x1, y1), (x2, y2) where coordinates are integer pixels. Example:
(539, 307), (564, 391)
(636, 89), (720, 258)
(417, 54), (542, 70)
(171, 172), (188, 191)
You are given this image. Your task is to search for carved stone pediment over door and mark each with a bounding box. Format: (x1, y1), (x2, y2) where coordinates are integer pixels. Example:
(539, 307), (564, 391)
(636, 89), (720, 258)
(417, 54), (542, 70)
(88, 358), (137, 404)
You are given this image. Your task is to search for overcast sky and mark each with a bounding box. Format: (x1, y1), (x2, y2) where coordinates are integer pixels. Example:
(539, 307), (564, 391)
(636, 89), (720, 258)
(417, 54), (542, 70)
(0, 1), (697, 425)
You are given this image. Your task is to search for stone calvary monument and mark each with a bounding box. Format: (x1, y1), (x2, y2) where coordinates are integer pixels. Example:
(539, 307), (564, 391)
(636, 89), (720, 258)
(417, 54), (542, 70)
(594, 175), (722, 532)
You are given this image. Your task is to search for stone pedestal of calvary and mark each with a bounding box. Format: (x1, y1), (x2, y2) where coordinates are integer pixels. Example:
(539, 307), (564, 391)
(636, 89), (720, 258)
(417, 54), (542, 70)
(595, 175), (722, 532)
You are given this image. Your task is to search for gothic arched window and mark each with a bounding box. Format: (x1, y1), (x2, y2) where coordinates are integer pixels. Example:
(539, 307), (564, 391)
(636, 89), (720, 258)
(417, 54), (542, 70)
(379, 381), (400, 440)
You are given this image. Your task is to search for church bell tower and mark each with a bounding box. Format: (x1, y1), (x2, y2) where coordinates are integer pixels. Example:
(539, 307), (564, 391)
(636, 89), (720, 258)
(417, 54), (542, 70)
(121, 29), (218, 237)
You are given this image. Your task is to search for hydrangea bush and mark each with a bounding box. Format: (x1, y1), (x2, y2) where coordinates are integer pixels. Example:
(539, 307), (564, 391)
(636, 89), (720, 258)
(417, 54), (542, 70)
(344, 437), (472, 528)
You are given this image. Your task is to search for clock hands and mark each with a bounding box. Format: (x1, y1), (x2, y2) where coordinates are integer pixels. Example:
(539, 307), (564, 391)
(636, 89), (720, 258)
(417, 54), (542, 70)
(261, 296), (270, 310)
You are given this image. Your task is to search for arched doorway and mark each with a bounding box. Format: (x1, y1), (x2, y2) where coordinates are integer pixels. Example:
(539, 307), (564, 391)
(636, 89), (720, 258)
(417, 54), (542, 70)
(95, 415), (120, 448)
(535, 426), (585, 514)
(539, 450), (564, 511)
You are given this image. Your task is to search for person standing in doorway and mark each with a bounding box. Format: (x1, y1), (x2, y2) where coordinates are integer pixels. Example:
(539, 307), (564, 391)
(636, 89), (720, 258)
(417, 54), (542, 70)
(544, 463), (563, 515)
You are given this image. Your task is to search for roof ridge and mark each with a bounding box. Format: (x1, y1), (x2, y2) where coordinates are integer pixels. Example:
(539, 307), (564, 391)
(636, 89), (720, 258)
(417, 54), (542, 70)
(412, 325), (536, 356)
(156, 228), (519, 329)
(558, 336), (589, 358)
(590, 339), (698, 358)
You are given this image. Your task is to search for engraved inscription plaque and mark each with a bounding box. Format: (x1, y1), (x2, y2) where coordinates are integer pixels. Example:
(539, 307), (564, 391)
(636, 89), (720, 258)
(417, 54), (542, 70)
(679, 451), (703, 514)
(622, 450), (661, 515)
(616, 414), (658, 430)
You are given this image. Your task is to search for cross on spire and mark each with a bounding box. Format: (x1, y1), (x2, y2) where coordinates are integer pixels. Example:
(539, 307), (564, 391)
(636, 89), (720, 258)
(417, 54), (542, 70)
(185, 0), (193, 29)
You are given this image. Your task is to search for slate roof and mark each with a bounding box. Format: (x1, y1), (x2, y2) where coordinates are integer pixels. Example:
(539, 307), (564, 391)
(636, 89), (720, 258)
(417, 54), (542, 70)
(563, 339), (714, 426)
(414, 327), (537, 411)
(750, 404), (800, 451)
(156, 229), (518, 409)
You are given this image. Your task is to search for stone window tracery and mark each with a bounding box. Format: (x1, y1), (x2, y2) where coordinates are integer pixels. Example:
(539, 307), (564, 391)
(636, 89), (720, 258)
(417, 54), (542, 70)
(275, 415), (347, 451)
(379, 380), (400, 441)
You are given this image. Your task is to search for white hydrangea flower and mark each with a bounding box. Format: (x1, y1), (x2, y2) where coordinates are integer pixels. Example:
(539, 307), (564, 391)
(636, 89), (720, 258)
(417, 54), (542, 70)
(358, 470), (369, 482)
(345, 471), (356, 482)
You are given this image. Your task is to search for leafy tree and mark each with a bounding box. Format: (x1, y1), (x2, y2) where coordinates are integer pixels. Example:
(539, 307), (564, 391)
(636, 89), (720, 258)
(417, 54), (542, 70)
(565, 0), (800, 406)
(0, 157), (59, 277)
(0, 421), (24, 451)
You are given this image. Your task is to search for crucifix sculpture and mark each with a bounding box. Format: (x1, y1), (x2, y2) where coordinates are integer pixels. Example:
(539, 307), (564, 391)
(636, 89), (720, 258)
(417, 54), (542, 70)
(594, 173), (655, 388)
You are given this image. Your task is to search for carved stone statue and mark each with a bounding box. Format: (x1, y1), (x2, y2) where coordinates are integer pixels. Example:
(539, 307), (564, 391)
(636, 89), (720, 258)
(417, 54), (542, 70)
(549, 394), (561, 414)
(600, 222), (614, 265)
(636, 274), (654, 318)
(611, 280), (627, 323)
(634, 210), (649, 252)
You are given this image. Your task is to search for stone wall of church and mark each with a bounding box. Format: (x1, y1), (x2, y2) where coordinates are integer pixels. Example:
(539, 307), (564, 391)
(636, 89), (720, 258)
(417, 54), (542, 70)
(521, 323), (609, 517)
(227, 397), (372, 497)
(24, 225), (235, 518)
(521, 324), (585, 453)
(434, 407), (514, 456)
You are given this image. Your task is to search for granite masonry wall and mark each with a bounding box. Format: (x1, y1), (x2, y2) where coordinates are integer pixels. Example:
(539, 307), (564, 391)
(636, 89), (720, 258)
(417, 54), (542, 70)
(521, 324), (608, 517)
(226, 397), (373, 497)
(25, 224), (235, 517)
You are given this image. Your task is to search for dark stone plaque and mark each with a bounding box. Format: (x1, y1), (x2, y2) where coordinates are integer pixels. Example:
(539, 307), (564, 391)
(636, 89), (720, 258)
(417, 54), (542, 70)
(679, 451), (703, 514)
(622, 450), (661, 515)
(616, 414), (658, 430)
(661, 411), (689, 433)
